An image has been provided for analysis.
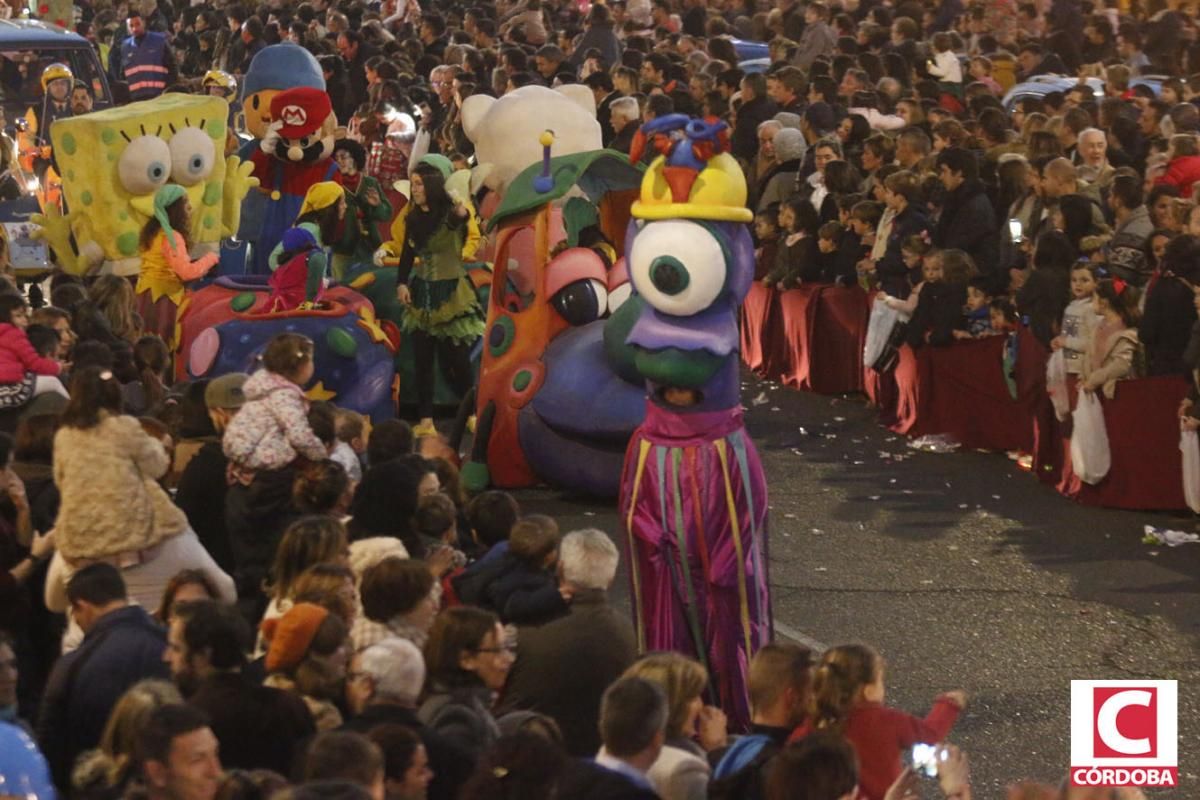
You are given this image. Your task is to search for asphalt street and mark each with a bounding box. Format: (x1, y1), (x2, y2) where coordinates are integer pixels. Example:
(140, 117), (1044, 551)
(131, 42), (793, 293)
(516, 371), (1200, 798)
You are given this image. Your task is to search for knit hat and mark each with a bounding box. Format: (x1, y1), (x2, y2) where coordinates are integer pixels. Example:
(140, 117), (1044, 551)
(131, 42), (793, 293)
(263, 603), (329, 673)
(271, 86), (333, 139)
(153, 184), (187, 253)
(281, 227), (317, 253)
(204, 372), (249, 410)
(804, 102), (835, 135)
(298, 182), (343, 217)
(241, 43), (326, 100)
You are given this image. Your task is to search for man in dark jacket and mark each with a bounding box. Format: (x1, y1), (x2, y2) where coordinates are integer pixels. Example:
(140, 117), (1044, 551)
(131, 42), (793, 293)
(608, 97), (640, 155)
(586, 71), (620, 146)
(934, 148), (999, 282)
(337, 30), (376, 113)
(176, 373), (248, 574)
(732, 73), (779, 163)
(499, 530), (636, 757)
(1139, 236), (1200, 376)
(343, 637), (469, 800)
(38, 564), (168, 788)
(167, 601), (315, 777)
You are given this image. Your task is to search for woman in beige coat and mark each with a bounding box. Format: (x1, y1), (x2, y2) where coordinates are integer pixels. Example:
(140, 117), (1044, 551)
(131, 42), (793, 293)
(45, 367), (233, 622)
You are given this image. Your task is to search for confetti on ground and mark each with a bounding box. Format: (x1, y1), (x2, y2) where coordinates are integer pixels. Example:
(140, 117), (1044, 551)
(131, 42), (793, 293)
(751, 392), (769, 406)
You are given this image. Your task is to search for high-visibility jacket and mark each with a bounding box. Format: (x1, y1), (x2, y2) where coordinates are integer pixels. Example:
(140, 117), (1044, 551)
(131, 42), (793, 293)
(121, 31), (169, 100)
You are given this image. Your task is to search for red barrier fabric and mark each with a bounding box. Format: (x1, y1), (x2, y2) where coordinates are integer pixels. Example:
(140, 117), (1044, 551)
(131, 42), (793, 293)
(770, 285), (823, 388)
(928, 336), (1034, 452)
(808, 285), (869, 394)
(1057, 376), (1190, 510)
(890, 344), (926, 436)
(740, 282), (775, 374)
(745, 295), (1190, 509)
(888, 337), (1033, 451)
(1014, 328), (1062, 483)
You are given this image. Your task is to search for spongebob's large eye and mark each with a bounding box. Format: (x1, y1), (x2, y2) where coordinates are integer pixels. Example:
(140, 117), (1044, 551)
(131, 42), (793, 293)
(169, 128), (216, 185)
(630, 220), (727, 316)
(118, 135), (171, 195)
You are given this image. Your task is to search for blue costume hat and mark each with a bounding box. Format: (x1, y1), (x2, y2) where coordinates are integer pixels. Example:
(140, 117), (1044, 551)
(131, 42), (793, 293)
(241, 44), (326, 101)
(281, 227), (317, 252)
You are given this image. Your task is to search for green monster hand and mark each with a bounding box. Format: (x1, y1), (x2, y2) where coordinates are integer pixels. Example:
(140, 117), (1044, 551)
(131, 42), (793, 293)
(221, 155), (260, 238)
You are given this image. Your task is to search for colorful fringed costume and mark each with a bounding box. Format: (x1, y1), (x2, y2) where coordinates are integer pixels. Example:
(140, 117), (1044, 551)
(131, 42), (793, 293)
(616, 114), (772, 729)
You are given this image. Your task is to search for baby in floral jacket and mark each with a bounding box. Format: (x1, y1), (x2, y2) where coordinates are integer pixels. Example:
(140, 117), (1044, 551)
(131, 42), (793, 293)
(223, 333), (328, 484)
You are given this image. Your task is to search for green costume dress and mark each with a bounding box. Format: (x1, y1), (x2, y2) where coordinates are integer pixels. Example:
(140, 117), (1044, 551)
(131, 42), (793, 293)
(396, 205), (484, 345)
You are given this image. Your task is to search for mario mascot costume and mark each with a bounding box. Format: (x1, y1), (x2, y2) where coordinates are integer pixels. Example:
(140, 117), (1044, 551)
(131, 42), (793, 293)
(249, 86), (337, 275)
(237, 44), (328, 274)
(616, 115), (771, 731)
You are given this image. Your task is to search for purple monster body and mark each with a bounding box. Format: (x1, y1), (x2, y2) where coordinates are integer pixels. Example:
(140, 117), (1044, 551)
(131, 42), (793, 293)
(615, 124), (772, 729)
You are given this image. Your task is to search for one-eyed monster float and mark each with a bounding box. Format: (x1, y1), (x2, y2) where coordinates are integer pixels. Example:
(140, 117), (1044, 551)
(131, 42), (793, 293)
(615, 115), (771, 730)
(33, 93), (258, 275)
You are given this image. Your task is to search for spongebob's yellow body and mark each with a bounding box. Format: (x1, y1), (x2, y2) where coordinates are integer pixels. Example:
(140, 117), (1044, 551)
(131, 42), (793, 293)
(36, 94), (257, 276)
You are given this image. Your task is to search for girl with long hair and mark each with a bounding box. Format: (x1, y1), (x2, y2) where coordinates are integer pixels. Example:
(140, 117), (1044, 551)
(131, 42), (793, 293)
(791, 643), (965, 800)
(123, 335), (170, 416)
(388, 162), (485, 437)
(1081, 278), (1144, 397)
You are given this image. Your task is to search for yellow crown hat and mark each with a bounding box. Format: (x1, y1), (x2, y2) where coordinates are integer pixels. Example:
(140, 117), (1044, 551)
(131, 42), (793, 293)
(631, 152), (754, 224)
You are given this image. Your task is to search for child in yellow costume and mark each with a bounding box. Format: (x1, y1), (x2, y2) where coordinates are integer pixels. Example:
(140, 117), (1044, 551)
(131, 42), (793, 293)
(135, 184), (219, 347)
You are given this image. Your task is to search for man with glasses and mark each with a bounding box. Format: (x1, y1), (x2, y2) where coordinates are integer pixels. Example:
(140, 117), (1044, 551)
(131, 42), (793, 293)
(343, 638), (470, 800)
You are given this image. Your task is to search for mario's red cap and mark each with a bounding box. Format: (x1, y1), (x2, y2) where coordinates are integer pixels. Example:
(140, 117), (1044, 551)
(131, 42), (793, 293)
(270, 87), (333, 139)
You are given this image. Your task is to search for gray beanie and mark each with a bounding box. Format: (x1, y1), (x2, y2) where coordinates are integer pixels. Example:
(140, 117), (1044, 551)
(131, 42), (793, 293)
(773, 128), (807, 163)
(774, 112), (803, 130)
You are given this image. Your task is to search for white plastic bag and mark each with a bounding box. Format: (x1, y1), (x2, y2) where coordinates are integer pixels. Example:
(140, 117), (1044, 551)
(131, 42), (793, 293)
(864, 296), (907, 368)
(1180, 428), (1200, 513)
(1046, 349), (1070, 421)
(1070, 390), (1111, 484)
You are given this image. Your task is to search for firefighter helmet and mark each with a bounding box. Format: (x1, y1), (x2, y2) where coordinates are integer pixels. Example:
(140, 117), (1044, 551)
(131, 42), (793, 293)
(40, 63), (74, 92)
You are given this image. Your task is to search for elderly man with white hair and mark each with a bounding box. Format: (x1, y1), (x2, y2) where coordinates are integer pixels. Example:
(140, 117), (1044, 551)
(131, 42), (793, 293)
(1076, 127), (1116, 188)
(756, 120), (783, 170)
(498, 529), (636, 757)
(342, 637), (468, 800)
(610, 96), (641, 154)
